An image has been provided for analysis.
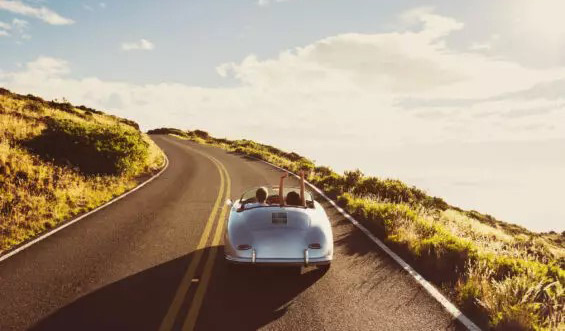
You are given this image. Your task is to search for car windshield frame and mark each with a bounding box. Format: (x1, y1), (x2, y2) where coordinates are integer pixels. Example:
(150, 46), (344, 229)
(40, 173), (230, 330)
(238, 185), (314, 210)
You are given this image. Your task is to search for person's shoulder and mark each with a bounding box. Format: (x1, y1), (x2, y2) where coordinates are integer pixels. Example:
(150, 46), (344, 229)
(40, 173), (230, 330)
(245, 202), (269, 209)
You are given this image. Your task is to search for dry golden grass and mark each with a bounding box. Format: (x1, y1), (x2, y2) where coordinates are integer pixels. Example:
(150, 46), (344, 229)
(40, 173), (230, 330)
(0, 90), (164, 254)
(437, 209), (564, 265)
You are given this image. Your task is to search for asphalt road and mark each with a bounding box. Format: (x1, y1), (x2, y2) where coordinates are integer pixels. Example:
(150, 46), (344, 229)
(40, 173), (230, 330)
(0, 135), (465, 330)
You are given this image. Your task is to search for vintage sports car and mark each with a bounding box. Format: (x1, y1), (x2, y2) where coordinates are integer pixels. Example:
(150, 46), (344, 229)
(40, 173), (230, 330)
(224, 173), (333, 269)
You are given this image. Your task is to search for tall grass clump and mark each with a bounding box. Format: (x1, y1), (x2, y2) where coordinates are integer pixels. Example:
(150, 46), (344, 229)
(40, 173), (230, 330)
(0, 88), (164, 254)
(457, 260), (564, 330)
(154, 127), (565, 330)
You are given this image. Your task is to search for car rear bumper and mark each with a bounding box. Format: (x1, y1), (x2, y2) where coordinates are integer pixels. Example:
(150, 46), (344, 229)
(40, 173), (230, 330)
(225, 254), (331, 266)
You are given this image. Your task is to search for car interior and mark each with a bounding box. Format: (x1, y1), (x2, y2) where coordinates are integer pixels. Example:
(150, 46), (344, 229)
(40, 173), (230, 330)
(239, 188), (315, 210)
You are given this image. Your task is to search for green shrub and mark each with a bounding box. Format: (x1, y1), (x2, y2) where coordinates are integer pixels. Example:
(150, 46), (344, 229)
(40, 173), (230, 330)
(47, 100), (75, 114)
(118, 118), (140, 130)
(292, 158), (315, 172)
(344, 169), (363, 191)
(147, 127), (190, 138)
(412, 232), (476, 283)
(76, 105), (105, 115)
(315, 173), (345, 199)
(193, 129), (209, 139)
(314, 165), (334, 177)
(25, 117), (149, 176)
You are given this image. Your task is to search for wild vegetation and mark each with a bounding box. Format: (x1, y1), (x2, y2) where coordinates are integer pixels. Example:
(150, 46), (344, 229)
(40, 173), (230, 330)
(0, 88), (164, 254)
(149, 127), (565, 331)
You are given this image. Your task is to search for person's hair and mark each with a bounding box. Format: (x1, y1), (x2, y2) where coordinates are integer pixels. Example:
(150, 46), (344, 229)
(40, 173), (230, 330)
(255, 187), (268, 203)
(286, 191), (301, 206)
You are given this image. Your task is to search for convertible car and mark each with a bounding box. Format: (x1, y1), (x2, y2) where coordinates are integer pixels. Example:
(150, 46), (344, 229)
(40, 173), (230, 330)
(224, 173), (333, 270)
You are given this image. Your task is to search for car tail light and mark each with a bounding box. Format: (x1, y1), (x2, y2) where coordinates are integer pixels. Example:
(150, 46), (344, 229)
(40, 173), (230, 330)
(308, 243), (321, 249)
(237, 244), (252, 250)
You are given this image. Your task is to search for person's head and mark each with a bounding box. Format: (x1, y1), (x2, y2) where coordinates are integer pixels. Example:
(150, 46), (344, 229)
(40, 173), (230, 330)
(255, 187), (268, 203)
(286, 191), (301, 206)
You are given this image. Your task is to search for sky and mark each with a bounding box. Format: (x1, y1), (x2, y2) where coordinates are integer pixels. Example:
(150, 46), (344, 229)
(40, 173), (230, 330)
(0, 0), (564, 232)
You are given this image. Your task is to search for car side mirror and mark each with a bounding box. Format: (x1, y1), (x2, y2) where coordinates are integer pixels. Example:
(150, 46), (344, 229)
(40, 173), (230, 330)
(226, 199), (233, 207)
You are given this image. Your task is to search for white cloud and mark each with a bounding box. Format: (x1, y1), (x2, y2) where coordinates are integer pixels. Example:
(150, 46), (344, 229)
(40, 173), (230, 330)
(1, 8), (564, 149)
(11, 17), (28, 32)
(468, 34), (500, 52)
(0, 19), (9, 36)
(84, 2), (106, 11)
(257, 0), (291, 6)
(0, 18), (29, 38)
(0, 0), (74, 25)
(400, 6), (464, 39)
(121, 39), (155, 51)
(24, 56), (71, 76)
(0, 20), (11, 30)
(469, 42), (491, 51)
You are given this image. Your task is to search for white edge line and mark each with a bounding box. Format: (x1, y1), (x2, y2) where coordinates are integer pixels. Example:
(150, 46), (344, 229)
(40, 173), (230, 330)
(0, 152), (170, 263)
(252, 157), (482, 331)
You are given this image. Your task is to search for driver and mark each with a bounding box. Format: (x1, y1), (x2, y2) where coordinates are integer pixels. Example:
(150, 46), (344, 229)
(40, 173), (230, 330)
(245, 187), (268, 209)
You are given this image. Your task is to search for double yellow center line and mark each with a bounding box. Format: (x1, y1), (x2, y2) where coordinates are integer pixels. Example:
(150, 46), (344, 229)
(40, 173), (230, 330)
(159, 141), (231, 331)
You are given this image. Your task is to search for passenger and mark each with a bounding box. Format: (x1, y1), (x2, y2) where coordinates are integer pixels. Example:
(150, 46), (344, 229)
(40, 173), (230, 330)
(285, 191), (301, 206)
(245, 187), (268, 209)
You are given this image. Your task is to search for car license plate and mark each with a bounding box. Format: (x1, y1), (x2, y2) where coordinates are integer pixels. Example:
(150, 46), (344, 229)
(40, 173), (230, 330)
(272, 212), (287, 225)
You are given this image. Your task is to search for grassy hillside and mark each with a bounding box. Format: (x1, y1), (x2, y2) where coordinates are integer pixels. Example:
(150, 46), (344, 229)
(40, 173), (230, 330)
(149, 127), (564, 331)
(0, 88), (164, 254)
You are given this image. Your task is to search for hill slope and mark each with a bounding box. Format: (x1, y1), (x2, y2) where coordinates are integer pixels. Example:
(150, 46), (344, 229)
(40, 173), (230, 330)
(0, 88), (164, 254)
(149, 127), (564, 331)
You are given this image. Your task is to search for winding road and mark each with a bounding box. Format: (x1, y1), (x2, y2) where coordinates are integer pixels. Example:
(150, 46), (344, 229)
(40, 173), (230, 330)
(0, 135), (466, 330)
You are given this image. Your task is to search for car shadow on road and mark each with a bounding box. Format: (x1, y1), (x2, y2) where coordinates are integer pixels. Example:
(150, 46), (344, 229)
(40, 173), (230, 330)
(31, 246), (327, 331)
(196, 246), (327, 330)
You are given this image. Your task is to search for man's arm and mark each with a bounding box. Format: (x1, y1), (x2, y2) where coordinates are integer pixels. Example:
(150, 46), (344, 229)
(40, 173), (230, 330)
(279, 173), (288, 206)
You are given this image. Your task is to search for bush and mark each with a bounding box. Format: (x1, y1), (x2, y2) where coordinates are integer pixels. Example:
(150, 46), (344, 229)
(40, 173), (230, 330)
(292, 158), (315, 172)
(349, 176), (446, 209)
(25, 118), (149, 176)
(47, 100), (75, 114)
(76, 105), (104, 115)
(315, 173), (345, 199)
(24, 101), (43, 113)
(344, 169), (363, 191)
(118, 118), (140, 130)
(211, 137), (232, 145)
(193, 129), (209, 139)
(147, 127), (190, 138)
(314, 165), (334, 177)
